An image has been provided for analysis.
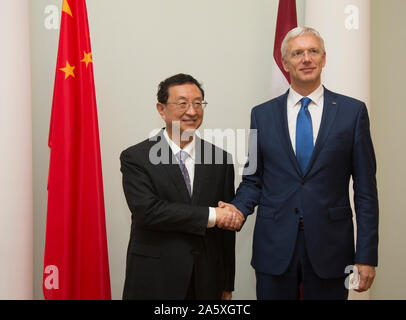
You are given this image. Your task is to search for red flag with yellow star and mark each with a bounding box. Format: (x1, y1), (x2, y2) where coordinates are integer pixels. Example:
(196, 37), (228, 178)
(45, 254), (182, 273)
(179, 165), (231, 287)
(43, 0), (111, 300)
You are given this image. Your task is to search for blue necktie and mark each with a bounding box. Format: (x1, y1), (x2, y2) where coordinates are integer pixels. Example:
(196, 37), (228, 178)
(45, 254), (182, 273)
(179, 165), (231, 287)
(177, 150), (192, 197)
(296, 97), (314, 174)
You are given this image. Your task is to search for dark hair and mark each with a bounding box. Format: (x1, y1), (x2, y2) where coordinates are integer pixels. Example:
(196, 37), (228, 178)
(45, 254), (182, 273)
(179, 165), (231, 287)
(157, 73), (205, 104)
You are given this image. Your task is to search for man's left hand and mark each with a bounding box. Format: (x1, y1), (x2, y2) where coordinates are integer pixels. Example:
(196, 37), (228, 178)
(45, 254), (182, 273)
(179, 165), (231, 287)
(354, 264), (376, 292)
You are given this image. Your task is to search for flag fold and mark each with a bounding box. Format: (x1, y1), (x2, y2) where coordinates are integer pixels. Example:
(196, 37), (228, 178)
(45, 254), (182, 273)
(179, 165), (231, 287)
(270, 0), (297, 98)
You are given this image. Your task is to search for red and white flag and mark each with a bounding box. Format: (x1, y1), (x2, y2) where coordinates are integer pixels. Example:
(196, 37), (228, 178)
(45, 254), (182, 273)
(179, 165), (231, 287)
(43, 0), (111, 300)
(270, 0), (297, 98)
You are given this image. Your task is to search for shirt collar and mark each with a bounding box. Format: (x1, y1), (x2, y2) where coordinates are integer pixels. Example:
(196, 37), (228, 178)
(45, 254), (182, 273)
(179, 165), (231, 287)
(287, 84), (324, 108)
(163, 129), (195, 161)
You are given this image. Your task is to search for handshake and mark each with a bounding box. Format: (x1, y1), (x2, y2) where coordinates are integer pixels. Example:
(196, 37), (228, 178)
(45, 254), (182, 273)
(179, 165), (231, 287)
(215, 202), (245, 231)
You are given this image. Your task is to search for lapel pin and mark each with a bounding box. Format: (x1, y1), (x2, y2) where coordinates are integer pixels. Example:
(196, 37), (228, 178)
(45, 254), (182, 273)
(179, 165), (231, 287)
(332, 102), (337, 105)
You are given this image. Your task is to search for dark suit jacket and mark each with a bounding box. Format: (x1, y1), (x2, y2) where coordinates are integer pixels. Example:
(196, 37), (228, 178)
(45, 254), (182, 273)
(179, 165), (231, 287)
(232, 88), (379, 279)
(120, 130), (235, 299)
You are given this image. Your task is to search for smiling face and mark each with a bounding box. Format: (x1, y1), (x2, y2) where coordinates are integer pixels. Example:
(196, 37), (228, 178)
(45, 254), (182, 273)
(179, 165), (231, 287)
(282, 33), (326, 93)
(156, 83), (203, 146)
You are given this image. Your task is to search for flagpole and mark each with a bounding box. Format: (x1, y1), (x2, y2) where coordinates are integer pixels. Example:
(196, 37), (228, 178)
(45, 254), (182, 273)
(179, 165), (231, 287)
(0, 0), (33, 299)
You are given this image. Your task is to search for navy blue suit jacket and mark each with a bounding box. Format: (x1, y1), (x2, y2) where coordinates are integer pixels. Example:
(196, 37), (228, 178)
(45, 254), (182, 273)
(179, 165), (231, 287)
(232, 88), (379, 279)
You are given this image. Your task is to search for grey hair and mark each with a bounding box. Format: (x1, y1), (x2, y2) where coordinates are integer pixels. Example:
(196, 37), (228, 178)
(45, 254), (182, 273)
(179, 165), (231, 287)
(281, 26), (326, 59)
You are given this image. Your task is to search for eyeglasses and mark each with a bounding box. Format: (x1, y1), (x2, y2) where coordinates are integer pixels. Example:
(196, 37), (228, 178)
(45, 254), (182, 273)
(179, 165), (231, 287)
(165, 101), (208, 111)
(290, 48), (322, 59)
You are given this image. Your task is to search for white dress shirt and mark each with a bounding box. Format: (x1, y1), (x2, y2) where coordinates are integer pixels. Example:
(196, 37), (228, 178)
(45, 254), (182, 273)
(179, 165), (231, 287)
(163, 130), (216, 228)
(287, 84), (324, 153)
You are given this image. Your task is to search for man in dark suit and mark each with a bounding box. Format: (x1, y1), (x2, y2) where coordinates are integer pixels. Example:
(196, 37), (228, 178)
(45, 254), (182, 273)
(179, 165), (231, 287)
(220, 27), (379, 299)
(120, 74), (243, 300)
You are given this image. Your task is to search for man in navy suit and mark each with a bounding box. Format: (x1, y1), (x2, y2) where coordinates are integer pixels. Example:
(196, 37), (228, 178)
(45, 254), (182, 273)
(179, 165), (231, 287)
(220, 27), (379, 299)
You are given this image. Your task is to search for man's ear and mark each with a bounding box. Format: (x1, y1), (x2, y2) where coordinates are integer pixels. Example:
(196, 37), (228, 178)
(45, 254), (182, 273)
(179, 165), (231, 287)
(321, 52), (327, 68)
(282, 57), (290, 73)
(156, 103), (166, 121)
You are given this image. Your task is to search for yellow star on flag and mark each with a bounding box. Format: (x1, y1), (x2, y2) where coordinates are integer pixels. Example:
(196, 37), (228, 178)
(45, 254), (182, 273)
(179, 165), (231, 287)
(59, 61), (75, 79)
(62, 0), (73, 17)
(81, 51), (93, 68)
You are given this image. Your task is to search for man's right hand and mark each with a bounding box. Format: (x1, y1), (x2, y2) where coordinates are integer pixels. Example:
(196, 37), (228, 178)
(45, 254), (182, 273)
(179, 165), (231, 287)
(215, 203), (244, 231)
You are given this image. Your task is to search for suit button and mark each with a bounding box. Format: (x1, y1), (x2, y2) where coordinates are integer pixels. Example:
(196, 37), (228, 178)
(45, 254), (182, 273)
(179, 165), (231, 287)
(295, 208), (300, 214)
(302, 179), (306, 185)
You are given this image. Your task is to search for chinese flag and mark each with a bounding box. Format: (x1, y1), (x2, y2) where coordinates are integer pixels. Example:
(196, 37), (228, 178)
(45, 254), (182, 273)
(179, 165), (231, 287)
(43, 0), (111, 300)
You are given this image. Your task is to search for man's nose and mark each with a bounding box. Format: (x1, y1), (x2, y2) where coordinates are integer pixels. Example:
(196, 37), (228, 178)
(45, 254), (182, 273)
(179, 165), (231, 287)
(302, 51), (312, 62)
(185, 103), (197, 115)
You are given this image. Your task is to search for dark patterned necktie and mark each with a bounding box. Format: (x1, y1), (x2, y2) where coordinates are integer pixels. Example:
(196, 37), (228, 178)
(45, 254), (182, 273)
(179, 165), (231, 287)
(177, 150), (192, 197)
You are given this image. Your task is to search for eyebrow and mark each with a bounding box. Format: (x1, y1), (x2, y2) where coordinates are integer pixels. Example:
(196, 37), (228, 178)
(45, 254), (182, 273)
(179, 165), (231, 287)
(293, 47), (319, 51)
(176, 96), (203, 101)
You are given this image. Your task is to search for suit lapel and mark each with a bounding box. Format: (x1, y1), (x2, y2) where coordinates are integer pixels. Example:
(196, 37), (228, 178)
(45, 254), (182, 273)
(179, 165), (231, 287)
(153, 131), (191, 201)
(191, 137), (206, 205)
(304, 88), (339, 176)
(274, 91), (302, 176)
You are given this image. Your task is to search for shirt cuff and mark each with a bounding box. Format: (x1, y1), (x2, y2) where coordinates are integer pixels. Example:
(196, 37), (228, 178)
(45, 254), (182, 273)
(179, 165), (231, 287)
(207, 207), (216, 228)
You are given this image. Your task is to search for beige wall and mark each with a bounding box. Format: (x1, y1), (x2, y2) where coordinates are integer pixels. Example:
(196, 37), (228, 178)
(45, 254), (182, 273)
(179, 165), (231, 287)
(370, 0), (406, 300)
